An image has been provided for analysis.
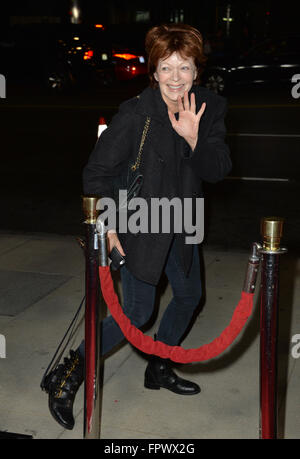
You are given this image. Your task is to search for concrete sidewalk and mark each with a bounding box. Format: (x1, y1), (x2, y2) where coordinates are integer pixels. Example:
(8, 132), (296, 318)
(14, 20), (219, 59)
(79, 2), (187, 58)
(0, 232), (299, 439)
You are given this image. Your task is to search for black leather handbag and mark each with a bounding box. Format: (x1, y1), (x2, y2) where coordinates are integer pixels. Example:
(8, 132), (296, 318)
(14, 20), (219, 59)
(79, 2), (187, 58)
(114, 116), (151, 211)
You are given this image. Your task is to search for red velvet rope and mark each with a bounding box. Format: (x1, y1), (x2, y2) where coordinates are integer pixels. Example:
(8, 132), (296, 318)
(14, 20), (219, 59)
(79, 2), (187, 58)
(98, 266), (254, 363)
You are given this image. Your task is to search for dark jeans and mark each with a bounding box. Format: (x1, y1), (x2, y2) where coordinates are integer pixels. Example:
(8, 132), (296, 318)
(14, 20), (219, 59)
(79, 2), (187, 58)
(79, 237), (201, 357)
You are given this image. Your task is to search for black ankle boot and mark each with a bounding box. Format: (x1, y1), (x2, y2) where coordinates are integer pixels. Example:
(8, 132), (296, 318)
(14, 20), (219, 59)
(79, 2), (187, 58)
(144, 356), (200, 395)
(45, 349), (84, 430)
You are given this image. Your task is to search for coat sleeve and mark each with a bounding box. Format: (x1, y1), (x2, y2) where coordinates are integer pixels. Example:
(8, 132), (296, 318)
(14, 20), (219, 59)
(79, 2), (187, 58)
(82, 100), (136, 197)
(187, 96), (232, 183)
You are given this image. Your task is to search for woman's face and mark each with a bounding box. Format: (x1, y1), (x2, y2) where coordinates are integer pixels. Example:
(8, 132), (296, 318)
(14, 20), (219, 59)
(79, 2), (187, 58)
(154, 51), (197, 111)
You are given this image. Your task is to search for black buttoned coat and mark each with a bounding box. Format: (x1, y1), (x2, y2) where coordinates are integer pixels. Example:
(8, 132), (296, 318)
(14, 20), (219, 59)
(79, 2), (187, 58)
(83, 85), (232, 285)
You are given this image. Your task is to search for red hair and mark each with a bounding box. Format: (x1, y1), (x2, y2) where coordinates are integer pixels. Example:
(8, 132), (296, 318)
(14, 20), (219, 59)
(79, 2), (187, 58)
(145, 23), (207, 87)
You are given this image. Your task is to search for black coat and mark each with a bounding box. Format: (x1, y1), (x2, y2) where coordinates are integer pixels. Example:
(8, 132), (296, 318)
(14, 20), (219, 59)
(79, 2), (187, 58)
(83, 85), (232, 285)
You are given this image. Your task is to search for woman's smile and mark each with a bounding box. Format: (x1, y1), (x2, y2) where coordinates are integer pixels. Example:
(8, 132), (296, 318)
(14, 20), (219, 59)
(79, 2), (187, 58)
(167, 84), (185, 90)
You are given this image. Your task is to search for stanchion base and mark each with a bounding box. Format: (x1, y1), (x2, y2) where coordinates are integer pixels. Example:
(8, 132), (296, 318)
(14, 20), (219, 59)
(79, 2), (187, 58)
(259, 247), (288, 255)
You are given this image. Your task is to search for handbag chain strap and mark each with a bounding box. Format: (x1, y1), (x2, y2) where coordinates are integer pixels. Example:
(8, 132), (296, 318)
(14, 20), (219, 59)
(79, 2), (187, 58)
(131, 116), (151, 171)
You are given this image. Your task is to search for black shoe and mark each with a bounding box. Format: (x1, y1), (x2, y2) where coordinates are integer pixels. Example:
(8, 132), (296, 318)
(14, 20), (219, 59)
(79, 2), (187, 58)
(45, 350), (84, 430)
(144, 356), (200, 395)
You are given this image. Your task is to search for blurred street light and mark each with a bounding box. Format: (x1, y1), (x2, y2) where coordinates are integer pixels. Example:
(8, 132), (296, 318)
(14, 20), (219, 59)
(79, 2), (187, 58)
(222, 3), (234, 37)
(70, 0), (82, 24)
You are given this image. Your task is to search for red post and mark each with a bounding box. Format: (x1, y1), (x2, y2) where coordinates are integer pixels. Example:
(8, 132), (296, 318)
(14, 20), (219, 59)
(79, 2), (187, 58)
(82, 196), (105, 439)
(259, 217), (287, 439)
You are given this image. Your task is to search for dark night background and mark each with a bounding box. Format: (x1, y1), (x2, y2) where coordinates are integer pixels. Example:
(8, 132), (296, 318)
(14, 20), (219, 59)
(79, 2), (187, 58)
(0, 0), (300, 253)
(1, 0), (299, 38)
(1, 2), (300, 441)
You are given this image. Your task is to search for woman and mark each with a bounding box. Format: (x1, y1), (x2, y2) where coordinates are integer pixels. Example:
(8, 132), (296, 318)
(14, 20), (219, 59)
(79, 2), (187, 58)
(47, 23), (232, 430)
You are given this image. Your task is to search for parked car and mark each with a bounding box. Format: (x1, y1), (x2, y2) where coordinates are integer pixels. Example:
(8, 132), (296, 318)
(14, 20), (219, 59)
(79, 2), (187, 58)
(0, 23), (116, 91)
(0, 23), (147, 92)
(112, 52), (147, 81)
(106, 23), (148, 81)
(201, 34), (300, 94)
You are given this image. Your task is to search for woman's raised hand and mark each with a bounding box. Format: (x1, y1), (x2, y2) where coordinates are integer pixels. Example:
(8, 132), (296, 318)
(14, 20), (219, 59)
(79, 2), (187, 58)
(168, 91), (206, 151)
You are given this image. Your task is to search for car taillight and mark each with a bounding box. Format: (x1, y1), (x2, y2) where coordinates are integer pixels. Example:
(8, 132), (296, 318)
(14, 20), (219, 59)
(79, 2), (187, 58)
(84, 50), (94, 60)
(123, 65), (137, 75)
(113, 53), (138, 60)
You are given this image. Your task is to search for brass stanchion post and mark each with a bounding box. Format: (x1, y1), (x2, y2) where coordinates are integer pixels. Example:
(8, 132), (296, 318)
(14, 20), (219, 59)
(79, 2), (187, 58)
(259, 217), (287, 439)
(82, 196), (107, 439)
